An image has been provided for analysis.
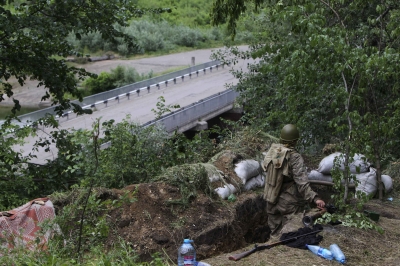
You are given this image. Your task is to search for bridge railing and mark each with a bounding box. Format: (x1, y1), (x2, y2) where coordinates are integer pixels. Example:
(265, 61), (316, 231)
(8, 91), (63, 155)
(17, 60), (223, 125)
(143, 89), (239, 132)
(100, 88), (240, 149)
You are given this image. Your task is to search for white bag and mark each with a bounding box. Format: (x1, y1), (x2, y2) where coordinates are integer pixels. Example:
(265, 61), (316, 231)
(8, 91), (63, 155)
(234, 159), (262, 184)
(317, 152), (370, 174)
(355, 168), (377, 197)
(244, 174), (265, 191)
(308, 170), (333, 183)
(381, 174), (393, 193)
(214, 184), (237, 199)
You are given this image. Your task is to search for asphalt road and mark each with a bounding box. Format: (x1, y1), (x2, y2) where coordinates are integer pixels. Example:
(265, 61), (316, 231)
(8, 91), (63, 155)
(14, 46), (254, 164)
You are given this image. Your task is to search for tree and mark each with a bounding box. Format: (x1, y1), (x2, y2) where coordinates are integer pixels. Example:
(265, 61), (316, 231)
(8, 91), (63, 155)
(0, 0), (169, 115)
(211, 0), (400, 201)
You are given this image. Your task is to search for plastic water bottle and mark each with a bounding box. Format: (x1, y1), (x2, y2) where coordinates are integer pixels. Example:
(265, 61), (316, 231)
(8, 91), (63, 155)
(306, 244), (333, 260)
(178, 239), (196, 266)
(330, 244), (346, 264)
(195, 262), (211, 266)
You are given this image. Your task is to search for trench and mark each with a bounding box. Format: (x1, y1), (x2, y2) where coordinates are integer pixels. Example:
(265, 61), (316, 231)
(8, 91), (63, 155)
(193, 194), (270, 260)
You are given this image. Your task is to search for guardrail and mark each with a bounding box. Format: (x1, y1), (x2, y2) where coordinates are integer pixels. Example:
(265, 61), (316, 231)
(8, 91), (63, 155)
(17, 60), (223, 124)
(143, 89), (239, 132)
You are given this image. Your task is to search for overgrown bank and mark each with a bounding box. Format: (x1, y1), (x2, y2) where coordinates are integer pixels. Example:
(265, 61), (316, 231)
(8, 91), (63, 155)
(2, 117), (400, 265)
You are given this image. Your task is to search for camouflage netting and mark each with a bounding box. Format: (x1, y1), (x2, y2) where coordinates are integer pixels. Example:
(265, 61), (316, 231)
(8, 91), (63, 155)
(153, 128), (278, 201)
(49, 187), (118, 213)
(152, 163), (215, 205)
(213, 128), (277, 162)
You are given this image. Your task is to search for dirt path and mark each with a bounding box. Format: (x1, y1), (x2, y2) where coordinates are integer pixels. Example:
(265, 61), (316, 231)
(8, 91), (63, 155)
(1, 47), (240, 107)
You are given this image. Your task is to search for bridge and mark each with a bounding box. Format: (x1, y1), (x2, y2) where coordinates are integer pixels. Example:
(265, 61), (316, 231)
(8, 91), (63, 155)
(14, 52), (254, 164)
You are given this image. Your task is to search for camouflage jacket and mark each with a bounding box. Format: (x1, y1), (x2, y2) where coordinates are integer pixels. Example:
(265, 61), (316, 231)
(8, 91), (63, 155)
(262, 143), (318, 204)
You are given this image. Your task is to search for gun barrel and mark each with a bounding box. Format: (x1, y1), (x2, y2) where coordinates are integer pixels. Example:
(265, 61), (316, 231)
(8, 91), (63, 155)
(302, 208), (327, 227)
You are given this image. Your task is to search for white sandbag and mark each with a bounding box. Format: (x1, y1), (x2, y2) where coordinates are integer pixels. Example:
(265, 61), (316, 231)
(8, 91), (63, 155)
(317, 152), (370, 174)
(234, 159), (262, 184)
(308, 170), (333, 183)
(381, 175), (393, 193)
(349, 153), (371, 173)
(214, 184), (237, 199)
(244, 174), (265, 191)
(355, 168), (377, 197)
(317, 152), (341, 174)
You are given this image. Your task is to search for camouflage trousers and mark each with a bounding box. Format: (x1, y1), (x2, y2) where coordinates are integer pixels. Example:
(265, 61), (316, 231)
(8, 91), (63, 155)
(266, 189), (308, 238)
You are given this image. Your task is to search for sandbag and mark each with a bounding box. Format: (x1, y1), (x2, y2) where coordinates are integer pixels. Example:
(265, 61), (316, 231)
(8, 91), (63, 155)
(214, 184), (237, 199)
(381, 174), (393, 193)
(308, 170), (333, 183)
(308, 170), (355, 185)
(234, 159), (262, 184)
(355, 168), (377, 197)
(244, 174), (265, 191)
(317, 152), (370, 174)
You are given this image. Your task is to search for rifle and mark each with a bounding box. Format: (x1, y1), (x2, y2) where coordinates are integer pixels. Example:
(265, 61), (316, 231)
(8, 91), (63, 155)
(228, 229), (322, 261)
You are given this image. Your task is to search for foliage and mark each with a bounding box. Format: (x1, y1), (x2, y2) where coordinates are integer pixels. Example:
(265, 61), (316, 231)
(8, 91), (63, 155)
(211, 0), (264, 37)
(99, 115), (217, 188)
(98, 117), (172, 187)
(0, 119), (40, 210)
(151, 96), (180, 119)
(138, 0), (213, 27)
(0, 0), (170, 115)
(0, 112), (220, 211)
(0, 187), (174, 265)
(312, 153), (384, 233)
(82, 72), (116, 94)
(81, 65), (154, 94)
(211, 0), (400, 201)
(153, 164), (213, 206)
(67, 18), (227, 56)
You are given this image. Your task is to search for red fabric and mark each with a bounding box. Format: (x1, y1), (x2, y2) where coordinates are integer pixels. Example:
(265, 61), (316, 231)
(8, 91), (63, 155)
(0, 197), (56, 252)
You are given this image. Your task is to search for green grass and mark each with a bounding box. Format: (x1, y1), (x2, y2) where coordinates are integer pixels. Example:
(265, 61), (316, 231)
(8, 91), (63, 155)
(0, 105), (45, 120)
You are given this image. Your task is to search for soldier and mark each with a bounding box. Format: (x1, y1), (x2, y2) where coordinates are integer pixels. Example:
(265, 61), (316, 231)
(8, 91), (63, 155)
(262, 124), (325, 238)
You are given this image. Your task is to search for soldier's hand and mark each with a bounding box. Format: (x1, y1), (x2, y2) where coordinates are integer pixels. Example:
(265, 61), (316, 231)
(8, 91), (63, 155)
(315, 199), (325, 209)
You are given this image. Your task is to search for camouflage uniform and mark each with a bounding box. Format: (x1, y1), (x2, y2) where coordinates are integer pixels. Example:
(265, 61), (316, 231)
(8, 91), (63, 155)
(262, 143), (320, 237)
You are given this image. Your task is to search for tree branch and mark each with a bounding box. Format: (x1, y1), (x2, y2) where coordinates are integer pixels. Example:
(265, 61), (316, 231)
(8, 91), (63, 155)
(319, 0), (349, 45)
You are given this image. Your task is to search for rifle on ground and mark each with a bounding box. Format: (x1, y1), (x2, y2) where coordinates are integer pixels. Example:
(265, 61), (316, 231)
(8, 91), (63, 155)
(228, 229), (323, 261)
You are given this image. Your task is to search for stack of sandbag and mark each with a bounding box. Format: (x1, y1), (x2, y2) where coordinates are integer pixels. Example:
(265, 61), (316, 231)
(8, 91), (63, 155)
(317, 152), (371, 174)
(308, 153), (393, 197)
(234, 159), (265, 191)
(213, 159), (266, 200)
(308, 152), (370, 184)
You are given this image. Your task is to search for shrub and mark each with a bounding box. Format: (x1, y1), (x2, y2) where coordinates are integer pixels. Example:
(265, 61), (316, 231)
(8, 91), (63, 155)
(83, 72), (116, 94)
